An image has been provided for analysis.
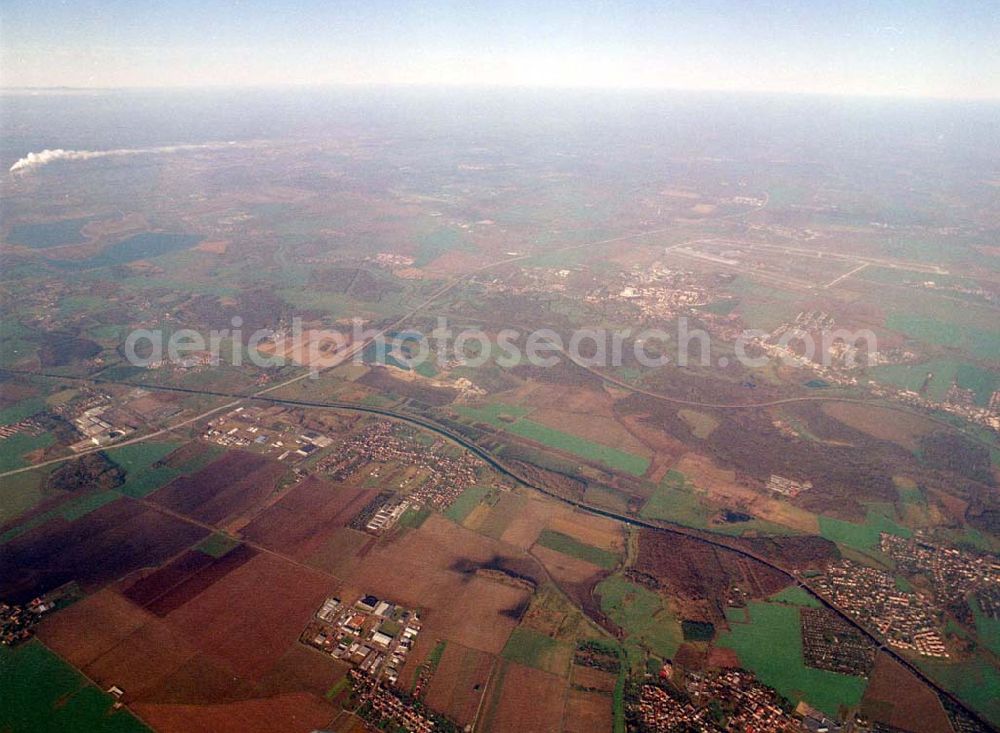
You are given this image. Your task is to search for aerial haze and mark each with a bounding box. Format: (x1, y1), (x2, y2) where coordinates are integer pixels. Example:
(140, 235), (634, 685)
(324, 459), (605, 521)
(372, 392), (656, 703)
(1, 3), (999, 733)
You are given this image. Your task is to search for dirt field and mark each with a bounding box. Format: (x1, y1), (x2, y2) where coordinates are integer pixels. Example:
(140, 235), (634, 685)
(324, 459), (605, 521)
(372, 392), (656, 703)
(150, 451), (287, 526)
(546, 512), (624, 553)
(860, 653), (953, 733)
(424, 643), (496, 727)
(159, 552), (334, 680)
(0, 498), (208, 603)
(529, 407), (652, 460)
(821, 402), (936, 452)
(562, 688), (613, 733)
(497, 496), (559, 550)
(570, 664), (617, 693)
(127, 546), (258, 617)
(83, 614), (201, 701)
(486, 661), (566, 733)
(304, 527), (375, 576)
(533, 545), (605, 585)
(37, 587), (151, 668)
(133, 692), (335, 733)
(241, 477), (376, 560)
(341, 514), (532, 654)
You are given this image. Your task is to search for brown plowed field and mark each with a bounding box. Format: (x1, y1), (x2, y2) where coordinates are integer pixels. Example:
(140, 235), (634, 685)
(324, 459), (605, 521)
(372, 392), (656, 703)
(160, 552), (334, 679)
(133, 691), (335, 733)
(37, 587), (151, 668)
(83, 616), (201, 701)
(569, 664), (617, 693)
(150, 450), (286, 525)
(486, 661), (565, 733)
(241, 477), (376, 559)
(533, 545), (604, 585)
(0, 498), (208, 603)
(563, 688), (612, 733)
(424, 643), (495, 727)
(860, 653), (953, 733)
(131, 545), (258, 617)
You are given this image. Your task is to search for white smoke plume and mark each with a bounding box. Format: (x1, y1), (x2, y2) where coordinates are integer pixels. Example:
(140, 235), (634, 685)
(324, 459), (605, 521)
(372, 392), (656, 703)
(9, 142), (240, 174)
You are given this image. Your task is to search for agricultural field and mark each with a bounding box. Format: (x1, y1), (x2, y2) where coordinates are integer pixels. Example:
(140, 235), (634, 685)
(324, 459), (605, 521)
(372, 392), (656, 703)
(1, 85), (999, 733)
(458, 403), (650, 476)
(0, 639), (150, 733)
(535, 529), (619, 570)
(595, 574), (683, 659)
(500, 626), (573, 677)
(818, 507), (912, 553)
(718, 601), (868, 717)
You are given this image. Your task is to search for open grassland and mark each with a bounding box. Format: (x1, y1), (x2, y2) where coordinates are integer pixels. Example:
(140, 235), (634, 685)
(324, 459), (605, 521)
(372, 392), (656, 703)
(442, 484), (491, 524)
(458, 403), (650, 476)
(818, 507), (912, 552)
(639, 469), (711, 528)
(971, 596), (1000, 657)
(0, 396), (47, 423)
(596, 574), (682, 658)
(872, 359), (998, 406)
(109, 441), (223, 499)
(0, 639), (151, 733)
(718, 601), (868, 717)
(919, 655), (1000, 727)
(501, 626), (573, 677)
(0, 470), (47, 524)
(881, 294), (1000, 361)
(536, 529), (619, 570)
(768, 585), (822, 608)
(0, 430), (56, 473)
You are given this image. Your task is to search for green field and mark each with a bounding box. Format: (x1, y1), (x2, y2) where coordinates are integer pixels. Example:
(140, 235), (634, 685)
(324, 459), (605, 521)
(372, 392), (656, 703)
(415, 227), (471, 266)
(0, 396), (47, 424)
(596, 574), (682, 658)
(536, 529), (619, 570)
(718, 601), (868, 717)
(884, 301), (1000, 361)
(0, 639), (151, 732)
(442, 484), (491, 523)
(971, 596), (1000, 657)
(768, 585), (822, 608)
(0, 430), (55, 472)
(1, 490), (121, 544)
(458, 403), (649, 476)
(639, 470), (711, 528)
(872, 359), (997, 405)
(919, 655), (1000, 726)
(398, 504), (432, 529)
(501, 627), (571, 676)
(108, 441), (220, 498)
(196, 533), (240, 558)
(818, 508), (912, 552)
(0, 471), (47, 524)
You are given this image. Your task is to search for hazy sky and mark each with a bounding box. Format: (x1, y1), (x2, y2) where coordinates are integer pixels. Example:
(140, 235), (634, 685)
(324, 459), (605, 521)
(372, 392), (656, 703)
(2, 0), (998, 98)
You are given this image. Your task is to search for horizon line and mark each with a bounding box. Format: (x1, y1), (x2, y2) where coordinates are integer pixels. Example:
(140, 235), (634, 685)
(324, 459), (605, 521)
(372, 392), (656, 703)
(2, 81), (998, 104)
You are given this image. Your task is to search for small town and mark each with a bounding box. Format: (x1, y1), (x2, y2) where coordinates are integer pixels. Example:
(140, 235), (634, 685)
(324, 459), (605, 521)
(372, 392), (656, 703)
(878, 533), (1000, 615)
(813, 559), (949, 657)
(317, 420), (485, 511)
(631, 669), (806, 732)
